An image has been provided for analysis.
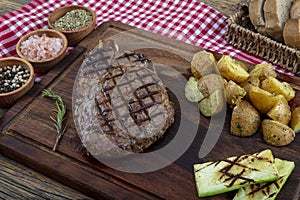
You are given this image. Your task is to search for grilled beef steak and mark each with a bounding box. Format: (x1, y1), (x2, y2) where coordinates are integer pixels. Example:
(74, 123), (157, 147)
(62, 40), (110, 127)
(76, 42), (174, 157)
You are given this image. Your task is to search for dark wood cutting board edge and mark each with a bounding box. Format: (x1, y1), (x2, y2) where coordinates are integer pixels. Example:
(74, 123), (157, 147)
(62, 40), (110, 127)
(0, 21), (299, 200)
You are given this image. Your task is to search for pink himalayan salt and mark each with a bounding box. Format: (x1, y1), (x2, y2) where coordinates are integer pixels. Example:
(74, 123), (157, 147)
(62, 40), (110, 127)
(20, 33), (64, 60)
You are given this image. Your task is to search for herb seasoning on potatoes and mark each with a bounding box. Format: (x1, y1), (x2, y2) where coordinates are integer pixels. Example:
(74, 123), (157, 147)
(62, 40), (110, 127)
(185, 50), (298, 147)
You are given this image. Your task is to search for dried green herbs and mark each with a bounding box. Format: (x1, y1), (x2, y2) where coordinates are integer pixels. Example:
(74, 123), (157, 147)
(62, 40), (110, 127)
(42, 89), (67, 151)
(52, 9), (93, 31)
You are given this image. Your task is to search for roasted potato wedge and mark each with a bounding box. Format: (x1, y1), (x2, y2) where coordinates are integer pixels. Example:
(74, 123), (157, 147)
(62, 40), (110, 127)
(248, 86), (278, 114)
(262, 119), (295, 146)
(231, 100), (261, 137)
(184, 77), (205, 102)
(290, 107), (300, 133)
(267, 95), (291, 125)
(198, 89), (225, 117)
(198, 74), (225, 98)
(261, 77), (295, 101)
(217, 55), (249, 83)
(234, 59), (249, 72)
(239, 76), (260, 93)
(239, 76), (260, 100)
(249, 63), (276, 81)
(191, 50), (218, 78)
(225, 80), (247, 107)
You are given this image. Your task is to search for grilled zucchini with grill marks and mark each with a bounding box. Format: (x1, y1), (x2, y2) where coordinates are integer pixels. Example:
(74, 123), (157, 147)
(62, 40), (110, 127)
(233, 158), (295, 200)
(193, 149), (279, 197)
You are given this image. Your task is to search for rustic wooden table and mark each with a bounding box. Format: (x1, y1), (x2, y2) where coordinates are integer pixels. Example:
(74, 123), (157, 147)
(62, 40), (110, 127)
(0, 0), (261, 199)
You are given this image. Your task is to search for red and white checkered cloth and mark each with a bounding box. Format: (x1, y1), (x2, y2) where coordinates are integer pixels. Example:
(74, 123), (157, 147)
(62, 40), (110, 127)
(0, 0), (293, 75)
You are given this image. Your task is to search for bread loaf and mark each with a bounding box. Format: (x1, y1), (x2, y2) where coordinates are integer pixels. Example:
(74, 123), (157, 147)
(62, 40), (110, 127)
(283, 18), (300, 49)
(264, 0), (295, 42)
(249, 0), (267, 34)
(291, 0), (300, 18)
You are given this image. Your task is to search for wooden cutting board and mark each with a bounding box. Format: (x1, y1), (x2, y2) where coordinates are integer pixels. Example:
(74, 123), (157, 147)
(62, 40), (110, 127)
(0, 21), (299, 199)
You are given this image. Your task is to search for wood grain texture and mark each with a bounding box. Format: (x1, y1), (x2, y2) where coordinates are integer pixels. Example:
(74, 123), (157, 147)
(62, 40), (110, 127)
(0, 21), (299, 200)
(0, 0), (298, 199)
(0, 0), (249, 16)
(0, 155), (92, 199)
(0, 0), (31, 15)
(200, 0), (250, 16)
(0, 46), (92, 199)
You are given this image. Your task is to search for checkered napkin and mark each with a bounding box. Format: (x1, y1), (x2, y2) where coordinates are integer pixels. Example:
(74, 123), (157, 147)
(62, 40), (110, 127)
(0, 0), (292, 75)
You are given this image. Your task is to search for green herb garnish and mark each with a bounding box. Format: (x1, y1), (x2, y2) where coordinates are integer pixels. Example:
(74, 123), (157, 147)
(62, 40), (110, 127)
(42, 89), (67, 151)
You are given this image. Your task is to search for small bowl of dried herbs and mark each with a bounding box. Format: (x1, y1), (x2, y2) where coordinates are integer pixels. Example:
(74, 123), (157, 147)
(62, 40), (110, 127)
(48, 5), (96, 46)
(0, 57), (34, 108)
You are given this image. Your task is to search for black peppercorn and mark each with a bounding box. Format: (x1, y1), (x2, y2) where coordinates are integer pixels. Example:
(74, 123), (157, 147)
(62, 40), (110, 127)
(0, 65), (30, 93)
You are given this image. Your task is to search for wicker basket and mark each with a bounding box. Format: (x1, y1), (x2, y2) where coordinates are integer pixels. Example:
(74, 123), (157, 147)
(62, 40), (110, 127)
(225, 5), (300, 76)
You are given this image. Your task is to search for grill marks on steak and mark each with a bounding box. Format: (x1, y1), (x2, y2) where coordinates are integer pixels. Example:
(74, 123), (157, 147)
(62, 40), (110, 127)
(90, 49), (174, 155)
(128, 82), (161, 126)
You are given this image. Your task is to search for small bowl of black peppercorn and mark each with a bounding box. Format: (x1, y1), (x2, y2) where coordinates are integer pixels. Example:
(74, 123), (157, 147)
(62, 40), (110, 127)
(48, 5), (96, 46)
(0, 57), (34, 108)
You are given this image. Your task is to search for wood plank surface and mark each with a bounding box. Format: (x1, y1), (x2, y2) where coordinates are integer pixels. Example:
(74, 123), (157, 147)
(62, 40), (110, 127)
(0, 0), (29, 15)
(0, 1), (83, 197)
(0, 154), (92, 199)
(1, 0), (299, 199)
(0, 21), (299, 199)
(0, 0), (250, 16)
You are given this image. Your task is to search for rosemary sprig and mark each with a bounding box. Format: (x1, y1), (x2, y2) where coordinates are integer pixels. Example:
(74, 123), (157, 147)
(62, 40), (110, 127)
(42, 89), (67, 151)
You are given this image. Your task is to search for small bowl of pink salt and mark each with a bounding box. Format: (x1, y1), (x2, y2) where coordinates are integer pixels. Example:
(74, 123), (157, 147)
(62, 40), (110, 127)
(16, 29), (68, 74)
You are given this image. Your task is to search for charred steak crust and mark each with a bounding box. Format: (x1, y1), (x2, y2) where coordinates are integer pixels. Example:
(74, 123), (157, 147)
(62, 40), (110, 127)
(82, 46), (174, 157)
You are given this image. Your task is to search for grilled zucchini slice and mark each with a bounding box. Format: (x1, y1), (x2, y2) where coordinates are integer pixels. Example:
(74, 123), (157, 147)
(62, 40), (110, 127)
(193, 149), (279, 197)
(234, 158), (295, 200)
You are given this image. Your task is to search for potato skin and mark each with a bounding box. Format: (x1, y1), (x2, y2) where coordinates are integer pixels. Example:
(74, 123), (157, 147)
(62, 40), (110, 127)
(184, 77), (205, 102)
(262, 119), (295, 146)
(248, 86), (278, 114)
(191, 51), (218, 78)
(261, 77), (295, 101)
(198, 74), (225, 98)
(230, 100), (261, 137)
(249, 63), (276, 81)
(239, 76), (260, 93)
(225, 80), (246, 107)
(217, 55), (249, 83)
(198, 89), (225, 117)
(267, 95), (291, 125)
(290, 107), (300, 133)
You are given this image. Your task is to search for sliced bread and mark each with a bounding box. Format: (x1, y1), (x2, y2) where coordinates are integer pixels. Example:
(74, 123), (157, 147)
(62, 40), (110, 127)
(283, 18), (300, 49)
(264, 0), (295, 42)
(291, 0), (300, 18)
(249, 0), (267, 34)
